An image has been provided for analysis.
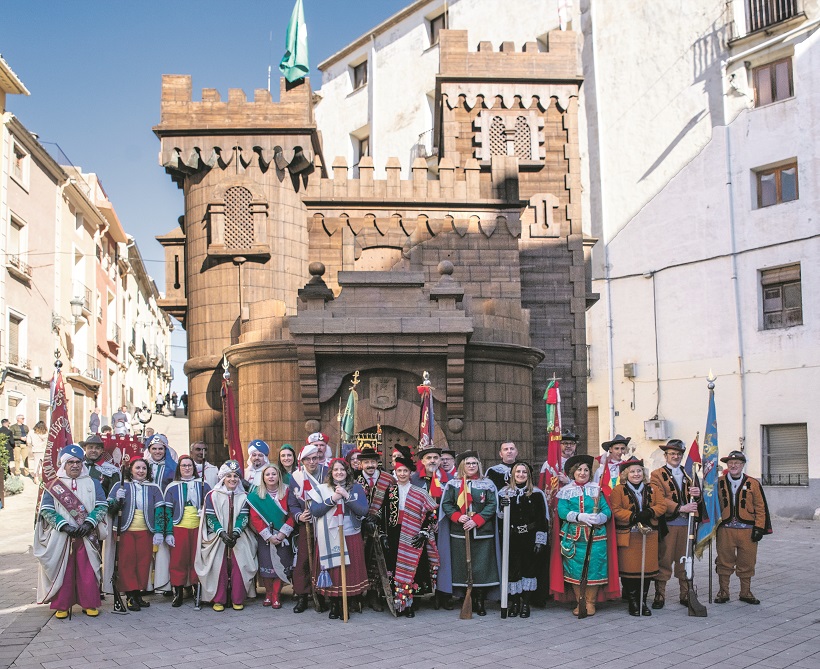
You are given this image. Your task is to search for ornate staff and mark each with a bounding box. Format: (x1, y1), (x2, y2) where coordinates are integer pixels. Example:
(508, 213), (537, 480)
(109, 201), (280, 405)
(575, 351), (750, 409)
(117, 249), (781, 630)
(111, 455), (129, 615)
(339, 525), (348, 622)
(577, 487), (601, 620)
(194, 445), (207, 611)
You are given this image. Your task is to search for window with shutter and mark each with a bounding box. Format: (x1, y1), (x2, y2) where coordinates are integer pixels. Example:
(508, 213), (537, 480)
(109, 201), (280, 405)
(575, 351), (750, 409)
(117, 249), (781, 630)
(760, 263), (802, 329)
(8, 314), (22, 365)
(762, 423), (808, 486)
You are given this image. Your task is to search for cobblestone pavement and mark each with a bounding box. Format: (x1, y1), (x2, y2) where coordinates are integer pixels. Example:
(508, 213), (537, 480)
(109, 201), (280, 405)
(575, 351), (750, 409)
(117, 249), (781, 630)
(3, 469), (819, 667)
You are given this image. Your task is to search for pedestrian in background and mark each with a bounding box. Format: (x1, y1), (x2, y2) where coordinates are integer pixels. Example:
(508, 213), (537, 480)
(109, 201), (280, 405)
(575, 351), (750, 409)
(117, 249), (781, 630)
(11, 414), (30, 477)
(89, 407), (101, 435)
(29, 421), (48, 485)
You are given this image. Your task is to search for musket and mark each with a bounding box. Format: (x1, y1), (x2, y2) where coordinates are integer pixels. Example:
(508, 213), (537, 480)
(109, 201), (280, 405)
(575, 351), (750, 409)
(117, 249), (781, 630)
(226, 489), (234, 608)
(111, 458), (128, 614)
(459, 496), (474, 620)
(577, 486), (601, 620)
(500, 492), (511, 619)
(194, 448), (207, 611)
(680, 463), (707, 617)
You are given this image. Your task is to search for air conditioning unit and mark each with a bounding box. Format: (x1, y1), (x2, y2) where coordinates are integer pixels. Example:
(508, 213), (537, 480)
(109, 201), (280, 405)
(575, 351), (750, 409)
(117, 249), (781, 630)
(32, 366), (42, 379)
(644, 419), (670, 441)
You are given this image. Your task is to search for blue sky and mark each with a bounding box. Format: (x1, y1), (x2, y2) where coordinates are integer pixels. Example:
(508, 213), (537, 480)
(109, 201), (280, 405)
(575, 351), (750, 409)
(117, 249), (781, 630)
(1, 0), (406, 392)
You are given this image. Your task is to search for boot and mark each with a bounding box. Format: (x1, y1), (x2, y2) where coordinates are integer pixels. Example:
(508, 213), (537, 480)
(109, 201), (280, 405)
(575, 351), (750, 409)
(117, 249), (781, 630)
(137, 592), (150, 608)
(739, 578), (760, 605)
(317, 594), (329, 613)
(474, 588), (486, 616)
(271, 579), (283, 609)
(293, 594), (309, 613)
(367, 589), (384, 612)
(584, 585), (599, 616)
(127, 591), (141, 612)
(404, 602), (416, 618)
(625, 580), (640, 617)
(641, 579), (652, 616)
(652, 579), (666, 609)
(520, 591), (531, 619)
(508, 593), (520, 617)
(171, 586), (184, 608)
(436, 591), (454, 610)
(328, 597), (340, 620)
(679, 579), (690, 606)
(715, 574), (730, 603)
(572, 584), (581, 616)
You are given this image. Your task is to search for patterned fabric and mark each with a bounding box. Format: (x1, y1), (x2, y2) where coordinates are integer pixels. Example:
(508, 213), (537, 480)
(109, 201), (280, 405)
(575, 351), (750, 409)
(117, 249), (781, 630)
(356, 470), (394, 516)
(391, 485), (439, 611)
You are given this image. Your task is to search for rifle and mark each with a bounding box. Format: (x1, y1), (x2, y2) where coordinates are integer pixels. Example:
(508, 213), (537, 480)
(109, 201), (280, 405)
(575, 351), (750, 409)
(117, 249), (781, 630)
(305, 520), (322, 612)
(459, 523), (473, 620)
(500, 494), (511, 619)
(681, 464), (707, 617)
(111, 461), (128, 614)
(226, 490), (234, 607)
(194, 451), (207, 611)
(577, 487), (601, 620)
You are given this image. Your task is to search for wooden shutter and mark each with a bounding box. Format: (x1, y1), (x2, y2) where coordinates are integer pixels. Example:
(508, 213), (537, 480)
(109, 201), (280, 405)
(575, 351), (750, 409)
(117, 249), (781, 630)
(8, 315), (21, 360)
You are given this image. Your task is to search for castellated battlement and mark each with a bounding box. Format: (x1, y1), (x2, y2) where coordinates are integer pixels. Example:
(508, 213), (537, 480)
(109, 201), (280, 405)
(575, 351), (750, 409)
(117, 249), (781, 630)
(154, 74), (315, 133)
(438, 29), (582, 82)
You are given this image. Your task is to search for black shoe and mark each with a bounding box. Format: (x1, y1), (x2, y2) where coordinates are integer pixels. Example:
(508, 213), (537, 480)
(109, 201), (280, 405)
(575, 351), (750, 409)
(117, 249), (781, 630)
(172, 586), (184, 608)
(641, 600), (652, 616)
(437, 592), (454, 610)
(739, 594), (760, 605)
(520, 593), (531, 619)
(651, 593), (664, 610)
(317, 594), (329, 613)
(293, 595), (309, 613)
(367, 590), (384, 612)
(127, 593), (141, 612)
(405, 606), (415, 618)
(328, 599), (340, 620)
(474, 592), (486, 617)
(162, 591), (173, 598)
(627, 590), (640, 617)
(137, 595), (150, 608)
(508, 594), (520, 617)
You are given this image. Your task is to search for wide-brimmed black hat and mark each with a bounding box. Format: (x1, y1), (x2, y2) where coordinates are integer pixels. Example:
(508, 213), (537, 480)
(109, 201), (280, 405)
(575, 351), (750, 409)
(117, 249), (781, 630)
(358, 446), (382, 461)
(456, 450), (481, 468)
(602, 434), (631, 451)
(720, 450), (746, 464)
(394, 456), (415, 471)
(560, 429), (579, 443)
(660, 439), (686, 453)
(564, 454), (594, 476)
(618, 456), (644, 472)
(417, 446), (442, 457)
(391, 444), (414, 460)
(440, 448), (456, 457)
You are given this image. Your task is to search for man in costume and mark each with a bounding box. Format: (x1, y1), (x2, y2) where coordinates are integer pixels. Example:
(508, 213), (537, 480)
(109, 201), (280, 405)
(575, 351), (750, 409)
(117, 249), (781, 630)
(144, 434), (177, 490)
(244, 439), (270, 488)
(190, 441), (219, 488)
(715, 450), (772, 604)
(287, 443), (328, 613)
(487, 441), (519, 491)
(34, 444), (109, 619)
(439, 449), (456, 478)
(307, 432), (332, 466)
(439, 451), (500, 616)
(83, 434), (118, 496)
(411, 446), (449, 504)
(355, 446), (394, 611)
(593, 434), (630, 496)
(384, 456), (439, 617)
(539, 429), (579, 494)
(649, 438), (701, 609)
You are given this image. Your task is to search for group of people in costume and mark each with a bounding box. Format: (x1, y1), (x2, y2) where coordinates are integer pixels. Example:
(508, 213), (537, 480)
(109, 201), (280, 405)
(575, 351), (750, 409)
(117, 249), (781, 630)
(34, 428), (771, 620)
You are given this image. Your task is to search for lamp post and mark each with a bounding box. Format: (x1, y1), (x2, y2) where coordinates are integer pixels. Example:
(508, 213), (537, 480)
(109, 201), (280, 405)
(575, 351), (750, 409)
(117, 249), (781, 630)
(69, 297), (85, 324)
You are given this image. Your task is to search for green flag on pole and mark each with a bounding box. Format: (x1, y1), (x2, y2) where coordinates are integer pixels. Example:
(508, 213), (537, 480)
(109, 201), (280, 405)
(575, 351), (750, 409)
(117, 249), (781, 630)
(341, 387), (358, 444)
(279, 0), (309, 83)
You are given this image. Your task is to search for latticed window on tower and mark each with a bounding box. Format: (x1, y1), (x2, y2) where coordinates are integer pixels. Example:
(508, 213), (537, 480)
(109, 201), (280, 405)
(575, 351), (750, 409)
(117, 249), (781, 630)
(223, 186), (254, 249)
(489, 116), (506, 156)
(514, 116), (531, 159)
(475, 110), (542, 161)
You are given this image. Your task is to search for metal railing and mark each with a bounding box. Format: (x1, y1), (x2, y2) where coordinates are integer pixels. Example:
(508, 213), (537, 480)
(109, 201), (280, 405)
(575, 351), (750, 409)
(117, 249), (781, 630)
(411, 129), (438, 160)
(74, 283), (92, 312)
(763, 472), (808, 486)
(9, 352), (31, 370)
(83, 354), (102, 382)
(746, 0), (798, 33)
(108, 322), (121, 344)
(8, 254), (32, 277)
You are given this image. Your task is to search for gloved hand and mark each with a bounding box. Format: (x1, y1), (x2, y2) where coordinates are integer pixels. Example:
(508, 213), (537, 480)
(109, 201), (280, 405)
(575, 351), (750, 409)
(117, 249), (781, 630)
(76, 521), (94, 538)
(594, 513), (608, 526)
(499, 494), (511, 508)
(165, 535), (176, 547)
(116, 487), (126, 500)
(577, 512), (595, 526)
(751, 527), (764, 543)
(636, 509), (653, 524)
(411, 530), (431, 548)
(60, 524), (76, 535)
(361, 516), (376, 534)
(231, 528), (242, 539)
(533, 543), (545, 555)
(379, 533), (390, 553)
(152, 533), (164, 546)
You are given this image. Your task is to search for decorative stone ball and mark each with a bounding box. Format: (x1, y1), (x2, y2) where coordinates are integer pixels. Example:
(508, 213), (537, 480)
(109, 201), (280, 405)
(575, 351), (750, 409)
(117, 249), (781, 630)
(308, 261), (326, 277)
(438, 260), (454, 276)
(305, 419), (321, 434)
(448, 418), (464, 434)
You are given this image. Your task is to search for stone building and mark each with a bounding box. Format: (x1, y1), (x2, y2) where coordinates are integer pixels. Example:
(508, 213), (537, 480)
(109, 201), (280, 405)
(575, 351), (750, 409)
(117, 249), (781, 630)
(155, 27), (593, 465)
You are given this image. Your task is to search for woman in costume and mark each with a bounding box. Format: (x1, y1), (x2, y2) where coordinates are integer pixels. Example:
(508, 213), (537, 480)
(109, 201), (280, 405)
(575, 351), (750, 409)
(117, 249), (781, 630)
(107, 457), (166, 611)
(556, 454), (611, 616)
(345, 448), (362, 471)
(310, 458), (369, 619)
(34, 444), (109, 619)
(194, 460), (257, 611)
(247, 463), (295, 609)
(384, 456), (439, 617)
(278, 443), (297, 480)
(440, 451), (500, 616)
(610, 457), (666, 616)
(497, 461), (548, 618)
(164, 454), (210, 607)
(29, 420), (48, 484)
(144, 434), (177, 490)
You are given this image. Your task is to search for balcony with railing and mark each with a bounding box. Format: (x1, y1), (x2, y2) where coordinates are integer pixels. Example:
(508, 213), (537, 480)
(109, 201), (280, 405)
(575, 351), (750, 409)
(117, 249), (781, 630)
(7, 254), (32, 282)
(746, 0), (798, 33)
(66, 353), (102, 388)
(73, 282), (92, 315)
(108, 322), (121, 347)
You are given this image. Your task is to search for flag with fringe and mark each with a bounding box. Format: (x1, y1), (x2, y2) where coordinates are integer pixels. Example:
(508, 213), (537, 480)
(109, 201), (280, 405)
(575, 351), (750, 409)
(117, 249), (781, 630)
(695, 383), (720, 558)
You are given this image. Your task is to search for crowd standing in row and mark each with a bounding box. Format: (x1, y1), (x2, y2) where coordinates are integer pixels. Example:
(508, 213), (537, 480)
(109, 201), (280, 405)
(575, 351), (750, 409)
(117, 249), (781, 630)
(34, 428), (771, 620)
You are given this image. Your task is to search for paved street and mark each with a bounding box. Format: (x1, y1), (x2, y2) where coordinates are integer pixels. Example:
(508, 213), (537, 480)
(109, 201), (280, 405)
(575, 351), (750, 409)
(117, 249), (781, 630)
(2, 429), (819, 668)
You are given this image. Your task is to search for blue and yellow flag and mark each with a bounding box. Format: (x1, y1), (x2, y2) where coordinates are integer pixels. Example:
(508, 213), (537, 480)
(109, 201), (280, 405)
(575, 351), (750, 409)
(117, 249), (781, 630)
(695, 381), (720, 558)
(279, 0), (309, 83)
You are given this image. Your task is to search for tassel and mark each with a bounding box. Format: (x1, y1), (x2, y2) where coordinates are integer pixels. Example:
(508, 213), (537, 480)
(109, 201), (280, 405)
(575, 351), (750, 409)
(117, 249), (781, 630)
(316, 568), (332, 589)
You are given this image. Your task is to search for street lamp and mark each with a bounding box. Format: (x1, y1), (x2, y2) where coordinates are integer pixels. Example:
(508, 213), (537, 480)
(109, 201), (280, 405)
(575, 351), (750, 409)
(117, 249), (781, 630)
(70, 297), (85, 324)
